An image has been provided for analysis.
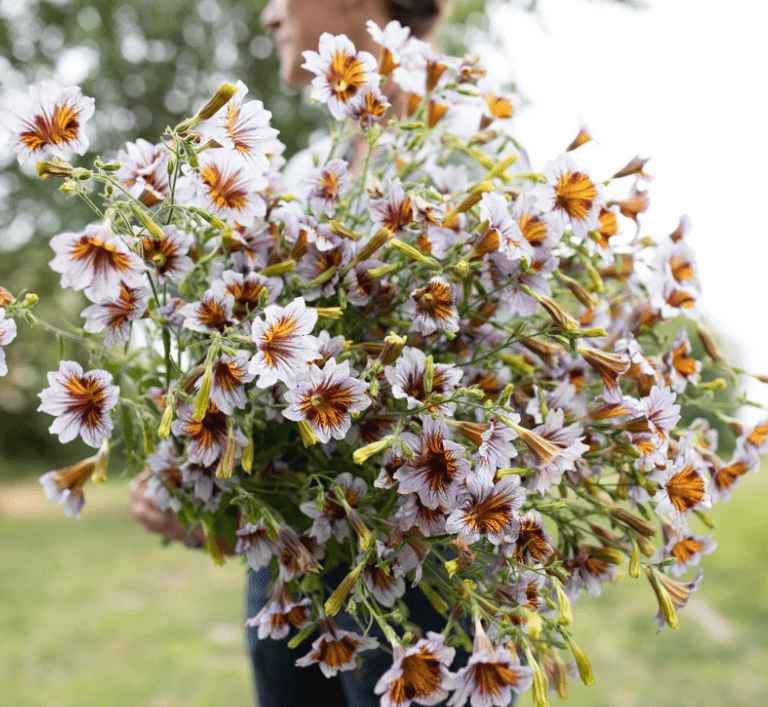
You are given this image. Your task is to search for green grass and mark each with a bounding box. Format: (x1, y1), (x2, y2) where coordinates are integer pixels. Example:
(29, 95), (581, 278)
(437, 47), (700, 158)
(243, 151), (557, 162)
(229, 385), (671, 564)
(1, 480), (252, 707)
(2, 463), (767, 707)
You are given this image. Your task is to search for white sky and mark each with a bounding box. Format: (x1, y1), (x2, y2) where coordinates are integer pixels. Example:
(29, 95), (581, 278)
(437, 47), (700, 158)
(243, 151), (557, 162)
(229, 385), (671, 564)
(482, 0), (768, 421)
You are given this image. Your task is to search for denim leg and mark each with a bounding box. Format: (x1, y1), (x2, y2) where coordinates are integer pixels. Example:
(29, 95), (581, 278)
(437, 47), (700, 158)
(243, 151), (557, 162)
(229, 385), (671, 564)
(245, 567), (348, 707)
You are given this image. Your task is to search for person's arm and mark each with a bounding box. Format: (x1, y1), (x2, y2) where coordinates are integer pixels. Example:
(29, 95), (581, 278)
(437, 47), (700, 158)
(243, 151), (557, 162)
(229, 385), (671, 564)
(128, 469), (234, 554)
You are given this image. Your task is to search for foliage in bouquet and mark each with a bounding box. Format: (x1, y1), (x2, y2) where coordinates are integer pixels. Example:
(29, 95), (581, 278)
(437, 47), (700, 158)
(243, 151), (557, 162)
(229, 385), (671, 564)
(2, 19), (767, 705)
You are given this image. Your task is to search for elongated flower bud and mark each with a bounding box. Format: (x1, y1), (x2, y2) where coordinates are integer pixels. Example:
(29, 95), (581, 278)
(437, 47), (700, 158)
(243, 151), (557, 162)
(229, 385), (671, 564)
(564, 633), (594, 686)
(193, 362), (213, 421)
(325, 564), (362, 616)
(131, 202), (166, 241)
(555, 584), (572, 626)
(176, 82), (239, 131)
(611, 508), (657, 537)
(215, 427), (237, 479)
(389, 238), (439, 266)
(646, 567), (679, 629)
(353, 435), (394, 464)
(379, 332), (408, 365)
(629, 537), (641, 578)
(524, 648), (550, 707)
(298, 420), (320, 447)
(259, 259), (296, 277)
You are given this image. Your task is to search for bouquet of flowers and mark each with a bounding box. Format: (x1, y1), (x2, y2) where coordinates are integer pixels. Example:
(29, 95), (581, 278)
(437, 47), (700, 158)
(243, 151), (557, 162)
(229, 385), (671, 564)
(2, 21), (766, 706)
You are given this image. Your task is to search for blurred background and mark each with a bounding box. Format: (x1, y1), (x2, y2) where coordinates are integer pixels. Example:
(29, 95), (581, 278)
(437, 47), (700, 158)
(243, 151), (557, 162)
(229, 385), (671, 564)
(1, 0), (766, 705)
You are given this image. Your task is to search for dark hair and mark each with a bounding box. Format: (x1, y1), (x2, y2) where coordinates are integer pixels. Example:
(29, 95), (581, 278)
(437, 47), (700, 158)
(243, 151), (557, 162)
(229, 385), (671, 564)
(384, 0), (448, 39)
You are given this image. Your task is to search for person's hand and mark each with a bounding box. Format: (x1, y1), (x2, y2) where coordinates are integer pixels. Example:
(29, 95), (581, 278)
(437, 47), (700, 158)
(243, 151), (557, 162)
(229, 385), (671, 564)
(128, 469), (201, 545)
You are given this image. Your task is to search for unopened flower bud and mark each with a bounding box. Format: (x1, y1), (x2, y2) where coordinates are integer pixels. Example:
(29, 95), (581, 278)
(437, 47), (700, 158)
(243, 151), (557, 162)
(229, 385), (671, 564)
(611, 508), (657, 537)
(629, 537), (641, 578)
(353, 435), (394, 464)
(298, 420), (320, 447)
(215, 427), (237, 479)
(193, 362), (213, 421)
(646, 567), (679, 629)
(554, 271), (598, 308)
(564, 633), (594, 686)
(389, 238), (439, 267)
(158, 397), (175, 439)
(0, 287), (13, 307)
(328, 220), (361, 241)
(566, 125), (592, 152)
(176, 82), (239, 131)
(240, 437), (254, 474)
(524, 648), (550, 707)
(325, 564), (362, 616)
(313, 306), (343, 320)
(555, 584), (572, 626)
(259, 259), (296, 277)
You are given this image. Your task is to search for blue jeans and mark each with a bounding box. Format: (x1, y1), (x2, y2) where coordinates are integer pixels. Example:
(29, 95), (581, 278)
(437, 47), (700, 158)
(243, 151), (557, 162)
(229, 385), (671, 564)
(245, 566), (479, 707)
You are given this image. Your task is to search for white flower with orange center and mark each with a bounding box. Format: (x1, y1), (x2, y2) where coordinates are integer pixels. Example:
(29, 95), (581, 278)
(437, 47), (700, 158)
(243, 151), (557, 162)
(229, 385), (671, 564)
(249, 297), (321, 388)
(302, 33), (379, 120)
(446, 623), (534, 707)
(375, 632), (455, 707)
(369, 178), (414, 233)
(0, 308), (18, 377)
(245, 581), (312, 640)
(81, 283), (149, 346)
(38, 361), (119, 448)
(366, 19), (413, 76)
(208, 352), (255, 414)
(650, 526), (716, 578)
(140, 225), (194, 283)
(535, 153), (602, 240)
(207, 81), (281, 170)
(115, 138), (170, 206)
(295, 618), (379, 678)
(303, 158), (352, 215)
(171, 401), (246, 467)
(187, 150), (267, 223)
(235, 519), (276, 572)
(663, 327), (701, 393)
(446, 474), (525, 546)
(385, 346), (462, 416)
(1, 82), (94, 163)
(409, 276), (460, 335)
(477, 192), (533, 264)
(49, 223), (146, 299)
(180, 287), (236, 334)
(349, 84), (391, 130)
(282, 358), (371, 443)
(396, 415), (471, 510)
(652, 446), (712, 527)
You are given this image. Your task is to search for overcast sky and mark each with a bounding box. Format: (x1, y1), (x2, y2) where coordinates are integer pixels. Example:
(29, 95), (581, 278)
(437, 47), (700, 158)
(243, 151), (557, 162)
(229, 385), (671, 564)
(483, 0), (768, 421)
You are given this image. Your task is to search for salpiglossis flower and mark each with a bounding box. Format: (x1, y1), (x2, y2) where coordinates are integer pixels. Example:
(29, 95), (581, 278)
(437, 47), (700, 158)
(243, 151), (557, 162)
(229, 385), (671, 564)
(1, 82), (94, 163)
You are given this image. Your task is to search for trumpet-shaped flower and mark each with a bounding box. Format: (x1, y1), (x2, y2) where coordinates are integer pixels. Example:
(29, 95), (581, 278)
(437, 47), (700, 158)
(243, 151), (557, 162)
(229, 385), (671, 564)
(295, 618), (379, 677)
(282, 358), (371, 443)
(38, 361), (119, 448)
(49, 224), (146, 299)
(1, 82), (94, 163)
(302, 33), (379, 120)
(249, 297), (321, 388)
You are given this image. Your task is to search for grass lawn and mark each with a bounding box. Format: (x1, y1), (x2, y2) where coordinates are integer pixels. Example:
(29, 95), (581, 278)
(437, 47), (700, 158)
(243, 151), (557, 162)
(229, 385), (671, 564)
(1, 462), (767, 707)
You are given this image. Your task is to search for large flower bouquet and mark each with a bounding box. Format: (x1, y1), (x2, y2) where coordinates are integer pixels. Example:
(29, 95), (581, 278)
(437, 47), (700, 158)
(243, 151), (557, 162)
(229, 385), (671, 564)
(2, 20), (766, 706)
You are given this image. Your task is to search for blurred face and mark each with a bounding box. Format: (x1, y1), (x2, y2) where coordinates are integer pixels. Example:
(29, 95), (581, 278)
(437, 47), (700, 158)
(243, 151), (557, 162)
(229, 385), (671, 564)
(261, 0), (387, 89)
